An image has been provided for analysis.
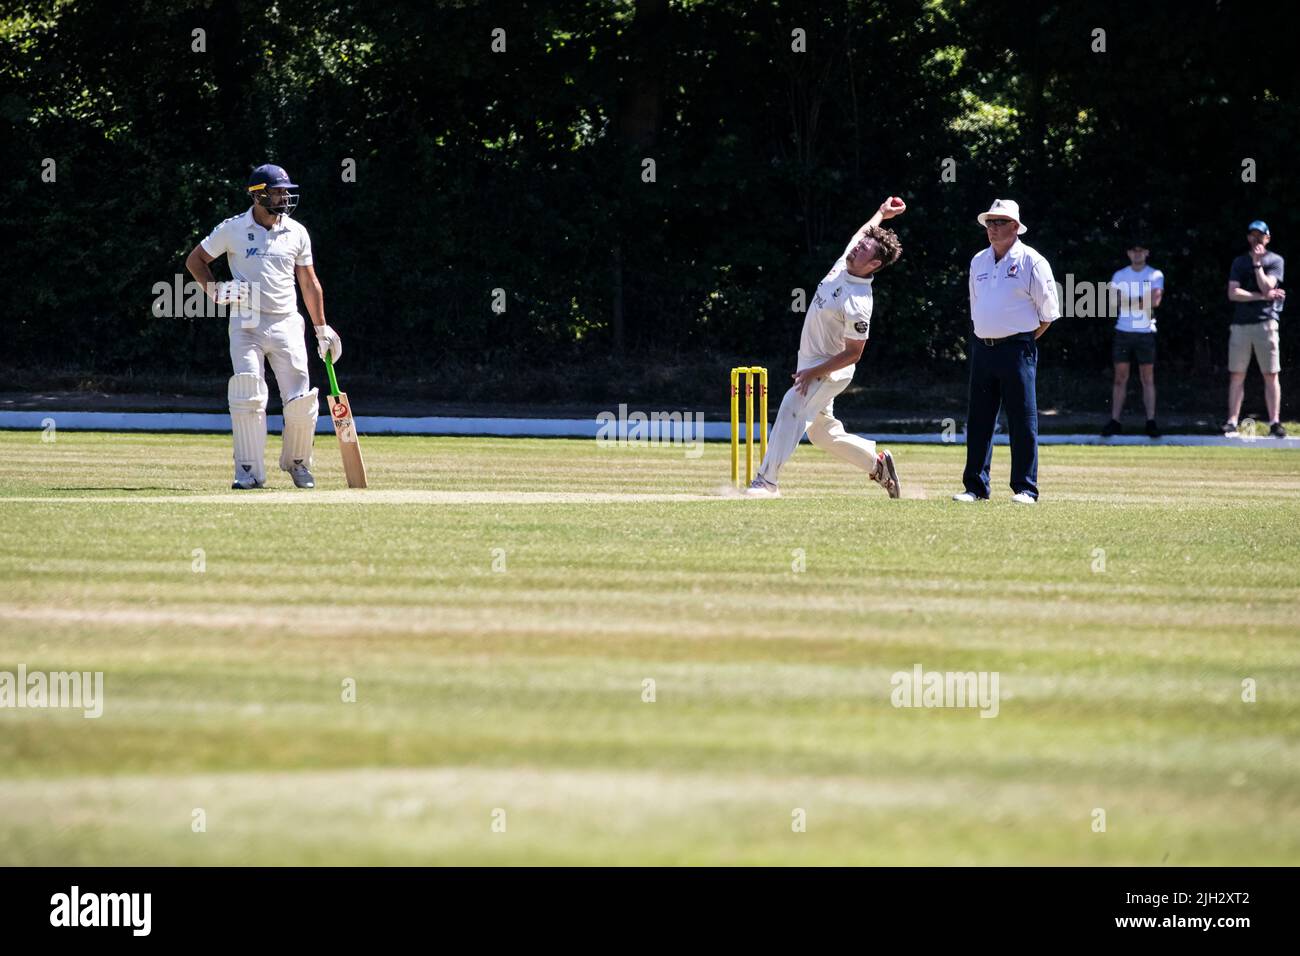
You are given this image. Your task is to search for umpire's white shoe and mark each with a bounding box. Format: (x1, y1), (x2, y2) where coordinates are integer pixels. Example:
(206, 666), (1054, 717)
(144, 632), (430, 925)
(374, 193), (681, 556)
(952, 491), (983, 503)
(870, 450), (900, 498)
(288, 462), (315, 489)
(744, 478), (780, 498)
(1010, 492), (1037, 505)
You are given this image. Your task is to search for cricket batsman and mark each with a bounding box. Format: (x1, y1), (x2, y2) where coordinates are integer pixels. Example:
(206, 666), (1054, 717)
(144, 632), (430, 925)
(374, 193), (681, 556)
(184, 164), (342, 489)
(745, 196), (906, 498)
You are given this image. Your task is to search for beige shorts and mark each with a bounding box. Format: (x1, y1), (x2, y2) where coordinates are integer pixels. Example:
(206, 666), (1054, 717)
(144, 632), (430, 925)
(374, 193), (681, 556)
(1228, 320), (1281, 374)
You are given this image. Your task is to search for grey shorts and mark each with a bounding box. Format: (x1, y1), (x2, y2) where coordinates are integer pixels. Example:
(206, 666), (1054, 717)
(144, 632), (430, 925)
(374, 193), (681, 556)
(1112, 330), (1156, 366)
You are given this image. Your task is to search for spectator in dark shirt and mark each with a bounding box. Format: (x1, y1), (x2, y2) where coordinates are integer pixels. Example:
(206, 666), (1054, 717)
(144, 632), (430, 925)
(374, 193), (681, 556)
(1225, 220), (1286, 438)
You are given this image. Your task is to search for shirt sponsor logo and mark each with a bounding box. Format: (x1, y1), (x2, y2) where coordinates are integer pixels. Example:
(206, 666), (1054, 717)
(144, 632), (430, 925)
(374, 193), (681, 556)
(245, 247), (259, 257)
(976, 273), (989, 281)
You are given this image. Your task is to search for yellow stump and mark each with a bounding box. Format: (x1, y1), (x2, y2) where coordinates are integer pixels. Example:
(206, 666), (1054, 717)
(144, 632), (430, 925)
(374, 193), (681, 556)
(729, 367), (740, 486)
(745, 368), (755, 485)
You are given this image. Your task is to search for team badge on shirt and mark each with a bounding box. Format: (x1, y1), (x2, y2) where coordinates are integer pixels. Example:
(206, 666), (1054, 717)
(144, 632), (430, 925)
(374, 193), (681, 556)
(1007, 264), (1020, 277)
(854, 321), (869, 334)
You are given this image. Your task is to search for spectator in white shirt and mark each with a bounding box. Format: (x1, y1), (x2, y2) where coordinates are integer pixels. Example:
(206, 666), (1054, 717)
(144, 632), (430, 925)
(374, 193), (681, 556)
(1101, 242), (1164, 438)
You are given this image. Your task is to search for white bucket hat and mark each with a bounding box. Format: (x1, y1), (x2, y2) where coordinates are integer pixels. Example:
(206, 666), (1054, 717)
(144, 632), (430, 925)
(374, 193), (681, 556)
(977, 199), (1028, 235)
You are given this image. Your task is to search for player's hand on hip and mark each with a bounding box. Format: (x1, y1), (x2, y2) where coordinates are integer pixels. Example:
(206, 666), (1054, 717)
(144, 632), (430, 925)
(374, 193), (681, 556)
(793, 368), (819, 396)
(315, 323), (342, 362)
(212, 280), (249, 305)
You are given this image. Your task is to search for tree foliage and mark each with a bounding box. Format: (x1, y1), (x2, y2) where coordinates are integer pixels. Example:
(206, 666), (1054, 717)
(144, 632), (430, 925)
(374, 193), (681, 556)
(1, 0), (1296, 391)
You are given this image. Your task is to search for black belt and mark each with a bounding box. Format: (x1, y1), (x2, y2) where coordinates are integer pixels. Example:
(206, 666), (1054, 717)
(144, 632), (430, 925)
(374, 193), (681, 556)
(974, 331), (1035, 346)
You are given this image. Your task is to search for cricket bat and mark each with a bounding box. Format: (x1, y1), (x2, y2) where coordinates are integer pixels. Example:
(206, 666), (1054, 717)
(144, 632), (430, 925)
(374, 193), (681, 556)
(323, 353), (368, 488)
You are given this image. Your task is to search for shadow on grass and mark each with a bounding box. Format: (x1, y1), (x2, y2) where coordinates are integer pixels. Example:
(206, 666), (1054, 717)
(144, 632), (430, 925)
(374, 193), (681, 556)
(49, 486), (186, 492)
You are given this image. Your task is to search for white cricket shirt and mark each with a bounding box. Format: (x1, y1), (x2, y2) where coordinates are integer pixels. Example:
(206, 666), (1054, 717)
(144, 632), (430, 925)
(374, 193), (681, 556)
(797, 234), (875, 381)
(968, 240), (1060, 338)
(200, 208), (313, 316)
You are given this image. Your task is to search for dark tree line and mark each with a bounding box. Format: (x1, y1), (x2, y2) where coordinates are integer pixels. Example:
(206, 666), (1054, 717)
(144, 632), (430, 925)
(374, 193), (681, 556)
(2, 0), (1297, 401)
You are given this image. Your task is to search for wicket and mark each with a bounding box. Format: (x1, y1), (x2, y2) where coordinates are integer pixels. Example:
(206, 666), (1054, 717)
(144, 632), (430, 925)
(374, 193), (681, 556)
(730, 366), (768, 487)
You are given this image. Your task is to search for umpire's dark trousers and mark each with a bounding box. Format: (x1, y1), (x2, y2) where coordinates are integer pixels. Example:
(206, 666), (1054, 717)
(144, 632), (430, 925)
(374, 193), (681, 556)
(963, 331), (1039, 499)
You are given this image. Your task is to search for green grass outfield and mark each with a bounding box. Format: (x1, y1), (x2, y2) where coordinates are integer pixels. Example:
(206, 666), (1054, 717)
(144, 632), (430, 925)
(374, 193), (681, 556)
(1, 430), (1298, 865)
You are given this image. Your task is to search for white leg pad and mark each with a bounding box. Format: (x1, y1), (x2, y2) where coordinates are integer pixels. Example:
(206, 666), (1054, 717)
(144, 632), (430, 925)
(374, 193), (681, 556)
(279, 388), (319, 471)
(228, 372), (268, 484)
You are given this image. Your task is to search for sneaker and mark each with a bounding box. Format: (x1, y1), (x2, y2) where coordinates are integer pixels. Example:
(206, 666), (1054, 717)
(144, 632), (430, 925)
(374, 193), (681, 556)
(952, 492), (983, 503)
(231, 475), (265, 490)
(288, 462), (316, 489)
(1222, 419), (1239, 437)
(1145, 419), (1161, 439)
(744, 476), (780, 498)
(1270, 422), (1288, 439)
(871, 450), (901, 499)
(1100, 419), (1123, 437)
(1010, 492), (1037, 505)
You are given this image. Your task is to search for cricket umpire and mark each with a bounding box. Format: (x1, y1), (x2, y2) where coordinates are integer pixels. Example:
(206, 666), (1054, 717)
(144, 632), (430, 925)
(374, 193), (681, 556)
(954, 200), (1060, 505)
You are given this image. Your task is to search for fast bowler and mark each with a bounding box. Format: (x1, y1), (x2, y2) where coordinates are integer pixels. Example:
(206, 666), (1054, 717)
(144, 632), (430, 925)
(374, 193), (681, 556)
(745, 197), (906, 498)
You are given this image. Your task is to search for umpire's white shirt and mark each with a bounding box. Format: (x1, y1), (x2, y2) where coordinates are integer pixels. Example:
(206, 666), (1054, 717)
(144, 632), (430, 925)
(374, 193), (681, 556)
(201, 208), (313, 316)
(969, 240), (1060, 338)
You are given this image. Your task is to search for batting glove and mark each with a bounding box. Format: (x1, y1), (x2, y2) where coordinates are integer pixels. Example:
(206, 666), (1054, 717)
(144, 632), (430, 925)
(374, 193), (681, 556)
(315, 324), (342, 363)
(212, 280), (250, 305)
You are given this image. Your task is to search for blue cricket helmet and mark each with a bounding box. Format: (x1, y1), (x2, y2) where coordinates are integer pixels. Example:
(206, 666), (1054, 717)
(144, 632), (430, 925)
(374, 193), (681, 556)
(247, 163), (300, 215)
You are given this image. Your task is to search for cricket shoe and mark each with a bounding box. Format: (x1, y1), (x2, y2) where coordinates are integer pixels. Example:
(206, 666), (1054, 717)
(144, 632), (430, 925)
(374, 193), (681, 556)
(744, 477), (780, 498)
(231, 475), (264, 490)
(1010, 492), (1037, 505)
(870, 450), (900, 498)
(287, 461), (315, 489)
(951, 492), (985, 503)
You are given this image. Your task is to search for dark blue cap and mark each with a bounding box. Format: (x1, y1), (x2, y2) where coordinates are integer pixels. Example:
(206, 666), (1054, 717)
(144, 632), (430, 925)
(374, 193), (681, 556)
(1247, 220), (1270, 235)
(247, 164), (298, 191)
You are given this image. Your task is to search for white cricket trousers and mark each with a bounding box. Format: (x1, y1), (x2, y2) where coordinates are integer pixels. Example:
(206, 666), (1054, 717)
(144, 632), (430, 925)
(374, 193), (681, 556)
(755, 374), (878, 486)
(229, 311), (312, 402)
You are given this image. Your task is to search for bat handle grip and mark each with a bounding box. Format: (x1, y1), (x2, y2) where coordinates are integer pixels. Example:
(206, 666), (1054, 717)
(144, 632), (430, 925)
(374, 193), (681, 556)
(324, 353), (340, 397)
